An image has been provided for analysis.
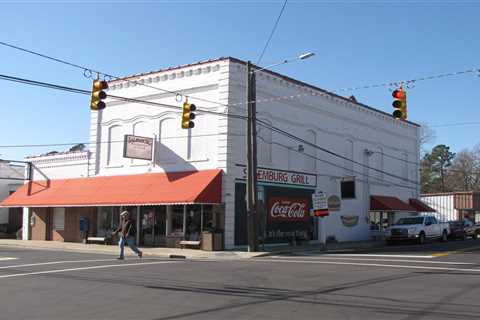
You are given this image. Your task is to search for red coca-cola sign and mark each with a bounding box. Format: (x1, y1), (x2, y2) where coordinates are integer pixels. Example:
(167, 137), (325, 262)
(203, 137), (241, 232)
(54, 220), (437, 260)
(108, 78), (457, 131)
(268, 197), (310, 222)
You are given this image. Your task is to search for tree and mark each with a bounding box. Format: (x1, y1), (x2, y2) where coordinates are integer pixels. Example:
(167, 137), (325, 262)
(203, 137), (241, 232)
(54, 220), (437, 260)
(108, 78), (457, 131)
(419, 123), (436, 155)
(446, 150), (476, 191)
(421, 144), (455, 193)
(69, 143), (86, 152)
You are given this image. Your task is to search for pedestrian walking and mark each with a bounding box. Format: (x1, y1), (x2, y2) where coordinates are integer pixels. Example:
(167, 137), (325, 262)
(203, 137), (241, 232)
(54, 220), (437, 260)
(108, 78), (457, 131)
(112, 211), (143, 260)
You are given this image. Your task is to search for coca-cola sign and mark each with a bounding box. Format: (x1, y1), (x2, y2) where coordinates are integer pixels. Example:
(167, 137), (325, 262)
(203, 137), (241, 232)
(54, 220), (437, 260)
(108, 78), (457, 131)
(268, 197), (310, 222)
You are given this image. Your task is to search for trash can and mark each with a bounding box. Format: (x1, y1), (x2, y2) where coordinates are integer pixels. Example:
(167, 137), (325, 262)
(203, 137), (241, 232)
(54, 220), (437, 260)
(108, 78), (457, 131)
(201, 231), (224, 251)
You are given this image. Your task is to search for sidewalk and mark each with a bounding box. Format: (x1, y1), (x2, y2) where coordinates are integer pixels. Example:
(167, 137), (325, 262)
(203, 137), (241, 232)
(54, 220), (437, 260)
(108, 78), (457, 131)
(0, 239), (386, 259)
(0, 239), (262, 260)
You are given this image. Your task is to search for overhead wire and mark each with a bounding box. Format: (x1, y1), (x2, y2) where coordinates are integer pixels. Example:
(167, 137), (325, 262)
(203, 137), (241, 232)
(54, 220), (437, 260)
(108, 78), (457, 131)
(256, 0), (288, 65)
(257, 135), (418, 192)
(2, 40), (478, 112)
(0, 72), (421, 186)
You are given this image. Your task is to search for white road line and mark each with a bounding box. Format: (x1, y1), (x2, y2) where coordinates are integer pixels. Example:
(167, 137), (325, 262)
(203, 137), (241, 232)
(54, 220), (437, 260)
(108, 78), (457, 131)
(268, 256), (474, 265)
(0, 257), (17, 261)
(323, 254), (435, 259)
(0, 258), (122, 270)
(253, 258), (480, 272)
(0, 261), (180, 279)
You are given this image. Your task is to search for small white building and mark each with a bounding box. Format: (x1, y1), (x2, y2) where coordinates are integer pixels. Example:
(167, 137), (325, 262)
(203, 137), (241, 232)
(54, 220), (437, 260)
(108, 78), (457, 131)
(0, 161), (24, 237)
(2, 57), (425, 248)
(421, 192), (480, 223)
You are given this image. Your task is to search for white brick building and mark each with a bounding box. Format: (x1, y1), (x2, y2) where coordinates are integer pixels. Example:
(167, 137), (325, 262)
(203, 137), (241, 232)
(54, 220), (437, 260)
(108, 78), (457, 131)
(3, 57), (423, 248)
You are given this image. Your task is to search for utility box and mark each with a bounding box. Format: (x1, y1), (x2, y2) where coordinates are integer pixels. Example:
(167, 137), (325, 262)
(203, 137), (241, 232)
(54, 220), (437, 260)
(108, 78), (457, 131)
(201, 231), (223, 251)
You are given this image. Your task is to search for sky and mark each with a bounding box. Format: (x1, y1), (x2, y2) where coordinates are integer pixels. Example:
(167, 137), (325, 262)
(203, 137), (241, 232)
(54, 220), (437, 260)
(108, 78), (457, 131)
(0, 0), (478, 161)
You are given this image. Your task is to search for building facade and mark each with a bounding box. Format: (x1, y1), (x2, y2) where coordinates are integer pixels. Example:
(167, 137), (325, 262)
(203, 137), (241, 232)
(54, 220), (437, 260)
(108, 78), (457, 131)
(0, 161), (24, 237)
(421, 192), (480, 224)
(2, 57), (423, 249)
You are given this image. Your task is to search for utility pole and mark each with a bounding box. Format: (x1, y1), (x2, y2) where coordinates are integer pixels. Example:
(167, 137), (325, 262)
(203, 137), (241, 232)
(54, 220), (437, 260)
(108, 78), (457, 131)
(246, 61), (259, 252)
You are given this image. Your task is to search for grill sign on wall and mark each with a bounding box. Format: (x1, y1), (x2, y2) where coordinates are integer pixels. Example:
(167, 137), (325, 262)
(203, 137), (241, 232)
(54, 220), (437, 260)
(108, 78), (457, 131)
(123, 135), (153, 161)
(268, 197), (309, 222)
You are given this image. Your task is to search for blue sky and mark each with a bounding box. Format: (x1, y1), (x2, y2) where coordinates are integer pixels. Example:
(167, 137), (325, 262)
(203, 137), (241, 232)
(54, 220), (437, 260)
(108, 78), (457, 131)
(0, 0), (478, 161)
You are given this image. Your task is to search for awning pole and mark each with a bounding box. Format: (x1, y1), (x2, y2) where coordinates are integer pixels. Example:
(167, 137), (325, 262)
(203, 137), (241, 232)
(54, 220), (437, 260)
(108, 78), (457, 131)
(183, 205), (187, 239)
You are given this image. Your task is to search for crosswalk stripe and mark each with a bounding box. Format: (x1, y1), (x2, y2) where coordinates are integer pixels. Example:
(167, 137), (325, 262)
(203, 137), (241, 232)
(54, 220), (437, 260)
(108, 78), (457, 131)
(0, 257), (17, 261)
(252, 258), (480, 272)
(268, 256), (474, 265)
(0, 260), (181, 279)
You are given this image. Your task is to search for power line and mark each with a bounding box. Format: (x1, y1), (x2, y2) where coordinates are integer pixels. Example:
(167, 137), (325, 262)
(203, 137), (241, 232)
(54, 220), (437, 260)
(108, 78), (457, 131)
(256, 0), (288, 65)
(429, 122), (480, 128)
(0, 40), (243, 113)
(3, 40), (478, 113)
(0, 73), (248, 121)
(0, 133), (245, 149)
(0, 72), (421, 186)
(258, 135), (418, 192)
(256, 119), (421, 186)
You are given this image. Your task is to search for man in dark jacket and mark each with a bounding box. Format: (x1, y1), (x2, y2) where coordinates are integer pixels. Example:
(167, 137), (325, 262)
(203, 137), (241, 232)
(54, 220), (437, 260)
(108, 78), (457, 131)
(112, 211), (143, 260)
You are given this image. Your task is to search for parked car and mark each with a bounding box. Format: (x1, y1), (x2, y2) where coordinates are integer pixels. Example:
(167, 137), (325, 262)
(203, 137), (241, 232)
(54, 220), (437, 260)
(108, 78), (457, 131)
(463, 219), (480, 239)
(385, 216), (450, 245)
(448, 220), (467, 240)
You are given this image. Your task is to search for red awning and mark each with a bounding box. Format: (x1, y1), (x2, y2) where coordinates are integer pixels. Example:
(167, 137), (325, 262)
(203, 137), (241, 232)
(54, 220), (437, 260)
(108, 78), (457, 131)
(370, 195), (416, 212)
(409, 198), (436, 212)
(0, 169), (222, 208)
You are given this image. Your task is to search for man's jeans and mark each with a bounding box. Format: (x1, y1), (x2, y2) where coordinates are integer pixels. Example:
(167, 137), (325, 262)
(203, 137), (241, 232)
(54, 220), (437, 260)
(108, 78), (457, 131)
(119, 236), (141, 258)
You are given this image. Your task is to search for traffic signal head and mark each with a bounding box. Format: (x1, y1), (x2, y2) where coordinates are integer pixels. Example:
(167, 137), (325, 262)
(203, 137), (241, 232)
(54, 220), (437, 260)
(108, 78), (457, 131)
(392, 88), (407, 120)
(90, 79), (108, 111)
(181, 102), (196, 129)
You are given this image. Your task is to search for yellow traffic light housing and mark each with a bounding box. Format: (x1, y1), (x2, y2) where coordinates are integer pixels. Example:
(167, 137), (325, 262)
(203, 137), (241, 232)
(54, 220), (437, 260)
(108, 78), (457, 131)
(392, 88), (407, 120)
(90, 79), (108, 111)
(181, 102), (196, 129)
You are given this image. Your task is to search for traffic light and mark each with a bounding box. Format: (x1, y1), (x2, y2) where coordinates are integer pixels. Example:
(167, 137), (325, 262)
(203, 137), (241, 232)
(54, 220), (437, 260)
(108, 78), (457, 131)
(392, 88), (407, 120)
(90, 79), (108, 111)
(181, 102), (196, 129)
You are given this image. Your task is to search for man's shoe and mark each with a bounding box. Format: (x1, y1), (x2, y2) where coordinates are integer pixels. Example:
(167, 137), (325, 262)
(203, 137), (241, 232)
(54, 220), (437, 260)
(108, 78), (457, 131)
(117, 257), (124, 260)
(138, 251), (143, 258)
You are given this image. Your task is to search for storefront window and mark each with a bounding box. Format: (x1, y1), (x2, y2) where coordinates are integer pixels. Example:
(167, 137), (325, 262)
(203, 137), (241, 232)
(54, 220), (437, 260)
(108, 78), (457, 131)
(170, 205), (184, 236)
(97, 207), (120, 237)
(140, 206), (166, 246)
(186, 205), (201, 241)
(369, 212), (389, 231)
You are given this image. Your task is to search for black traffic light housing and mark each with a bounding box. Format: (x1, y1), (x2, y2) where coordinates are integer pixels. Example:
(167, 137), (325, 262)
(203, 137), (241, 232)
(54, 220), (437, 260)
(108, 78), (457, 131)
(90, 79), (108, 111)
(392, 88), (407, 120)
(181, 102), (196, 129)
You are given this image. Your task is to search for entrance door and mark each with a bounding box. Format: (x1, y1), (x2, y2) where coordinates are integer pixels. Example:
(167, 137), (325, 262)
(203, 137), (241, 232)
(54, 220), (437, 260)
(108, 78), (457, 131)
(140, 206), (166, 246)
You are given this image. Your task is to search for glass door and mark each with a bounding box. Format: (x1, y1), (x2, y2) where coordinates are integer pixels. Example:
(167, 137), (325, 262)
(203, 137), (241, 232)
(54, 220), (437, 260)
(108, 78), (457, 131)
(141, 206), (166, 246)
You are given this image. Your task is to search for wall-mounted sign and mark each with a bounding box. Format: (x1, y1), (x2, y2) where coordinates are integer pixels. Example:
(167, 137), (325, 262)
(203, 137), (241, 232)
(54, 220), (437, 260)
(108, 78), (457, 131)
(341, 215), (359, 227)
(327, 195), (341, 211)
(267, 197), (310, 222)
(237, 165), (317, 188)
(123, 135), (153, 161)
(312, 191), (329, 217)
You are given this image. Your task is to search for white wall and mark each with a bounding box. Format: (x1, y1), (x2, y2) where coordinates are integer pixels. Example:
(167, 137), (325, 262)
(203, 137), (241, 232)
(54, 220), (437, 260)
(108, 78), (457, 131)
(421, 194), (457, 222)
(225, 60), (420, 243)
(0, 163), (24, 225)
(17, 57), (421, 246)
(90, 61), (228, 177)
(27, 151), (90, 181)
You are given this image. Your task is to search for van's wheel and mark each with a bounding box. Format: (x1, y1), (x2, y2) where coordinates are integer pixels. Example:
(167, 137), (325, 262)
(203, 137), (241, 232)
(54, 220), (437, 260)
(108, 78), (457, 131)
(441, 230), (448, 242)
(419, 232), (426, 245)
(473, 233), (478, 240)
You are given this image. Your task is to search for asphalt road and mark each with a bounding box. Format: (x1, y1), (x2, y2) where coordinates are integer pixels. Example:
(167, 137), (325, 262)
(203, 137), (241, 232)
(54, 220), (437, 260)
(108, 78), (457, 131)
(0, 240), (480, 320)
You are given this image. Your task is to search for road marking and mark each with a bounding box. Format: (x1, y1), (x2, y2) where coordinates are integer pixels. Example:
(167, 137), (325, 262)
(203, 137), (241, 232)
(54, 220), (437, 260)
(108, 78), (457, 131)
(0, 257), (17, 261)
(431, 252), (451, 257)
(0, 260), (180, 279)
(268, 256), (474, 265)
(323, 254), (435, 259)
(253, 258), (480, 272)
(0, 258), (124, 270)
